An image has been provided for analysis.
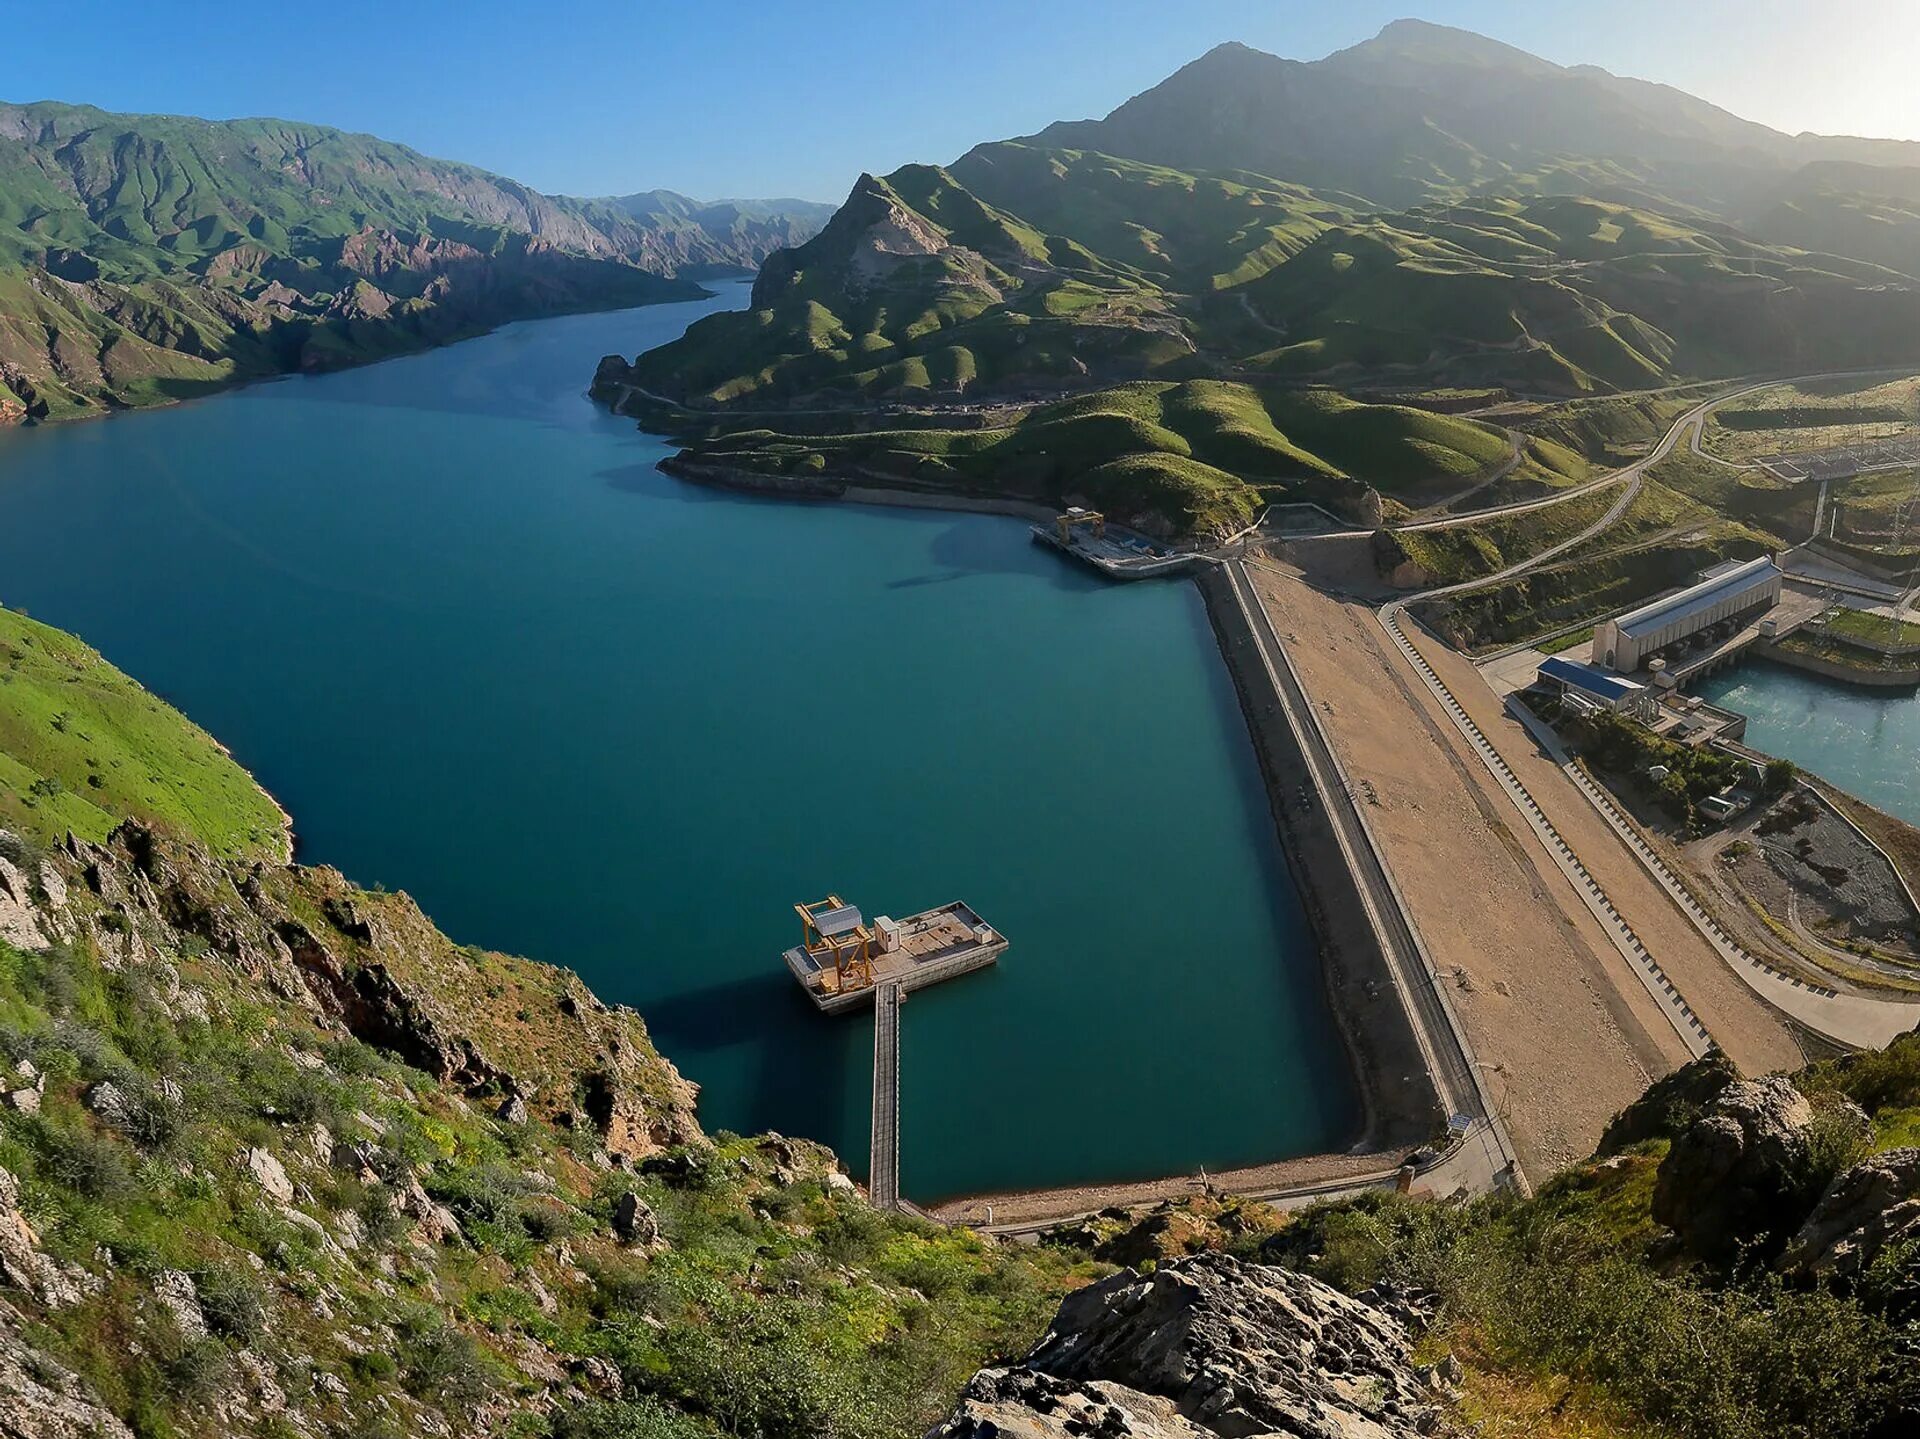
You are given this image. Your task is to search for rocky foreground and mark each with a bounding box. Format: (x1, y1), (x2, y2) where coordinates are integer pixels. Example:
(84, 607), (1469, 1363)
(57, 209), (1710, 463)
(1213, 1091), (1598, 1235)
(932, 1254), (1448, 1439)
(2, 661), (1920, 1437)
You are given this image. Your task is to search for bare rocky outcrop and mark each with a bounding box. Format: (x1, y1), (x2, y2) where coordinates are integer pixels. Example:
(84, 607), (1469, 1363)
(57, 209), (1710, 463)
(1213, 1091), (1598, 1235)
(1651, 1076), (1866, 1261)
(0, 1168), (99, 1312)
(0, 1298), (133, 1439)
(1599, 1049), (1739, 1156)
(0, 845), (53, 951)
(27, 819), (699, 1167)
(929, 1253), (1446, 1439)
(1781, 1146), (1920, 1282)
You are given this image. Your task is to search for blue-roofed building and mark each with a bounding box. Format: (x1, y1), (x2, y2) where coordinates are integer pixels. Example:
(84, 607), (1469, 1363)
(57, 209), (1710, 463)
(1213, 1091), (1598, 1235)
(1593, 556), (1783, 672)
(1537, 655), (1657, 722)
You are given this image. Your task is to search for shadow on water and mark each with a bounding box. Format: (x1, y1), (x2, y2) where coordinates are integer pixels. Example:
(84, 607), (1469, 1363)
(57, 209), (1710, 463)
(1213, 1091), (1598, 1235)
(634, 968), (866, 1160)
(918, 515), (1100, 591)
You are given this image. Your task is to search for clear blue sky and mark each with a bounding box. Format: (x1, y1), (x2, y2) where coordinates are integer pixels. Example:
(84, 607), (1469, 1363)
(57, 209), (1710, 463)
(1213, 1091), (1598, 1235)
(6, 1), (1918, 203)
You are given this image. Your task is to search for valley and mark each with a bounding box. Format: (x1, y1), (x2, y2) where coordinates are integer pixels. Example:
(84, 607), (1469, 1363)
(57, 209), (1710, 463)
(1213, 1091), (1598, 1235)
(6, 12), (1920, 1439)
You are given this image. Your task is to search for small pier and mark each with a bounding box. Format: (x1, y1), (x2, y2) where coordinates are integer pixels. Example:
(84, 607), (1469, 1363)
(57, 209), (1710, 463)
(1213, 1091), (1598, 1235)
(782, 895), (1007, 1015)
(869, 981), (903, 1210)
(1031, 507), (1200, 579)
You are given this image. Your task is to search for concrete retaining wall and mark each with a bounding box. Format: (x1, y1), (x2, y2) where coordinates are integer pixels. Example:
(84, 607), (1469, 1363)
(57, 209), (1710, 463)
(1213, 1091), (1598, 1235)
(1196, 567), (1440, 1152)
(1755, 641), (1920, 689)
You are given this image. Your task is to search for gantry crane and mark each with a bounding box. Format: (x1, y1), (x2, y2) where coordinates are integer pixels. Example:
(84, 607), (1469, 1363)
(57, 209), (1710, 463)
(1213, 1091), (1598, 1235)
(794, 895), (876, 993)
(1054, 507), (1106, 545)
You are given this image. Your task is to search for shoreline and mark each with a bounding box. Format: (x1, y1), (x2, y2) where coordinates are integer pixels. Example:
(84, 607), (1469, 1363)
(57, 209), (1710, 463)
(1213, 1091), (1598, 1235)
(1753, 640), (1920, 690)
(656, 454), (1059, 523)
(0, 284), (716, 435)
(643, 446), (1437, 1220)
(926, 1148), (1400, 1231)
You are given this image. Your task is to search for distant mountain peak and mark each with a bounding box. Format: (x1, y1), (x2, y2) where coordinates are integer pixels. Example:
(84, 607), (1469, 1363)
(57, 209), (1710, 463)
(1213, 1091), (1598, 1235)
(1330, 17), (1565, 76)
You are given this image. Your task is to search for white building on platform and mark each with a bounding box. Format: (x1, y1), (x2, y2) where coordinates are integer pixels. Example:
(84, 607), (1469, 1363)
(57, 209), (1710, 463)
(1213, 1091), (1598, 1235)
(1593, 556), (1783, 673)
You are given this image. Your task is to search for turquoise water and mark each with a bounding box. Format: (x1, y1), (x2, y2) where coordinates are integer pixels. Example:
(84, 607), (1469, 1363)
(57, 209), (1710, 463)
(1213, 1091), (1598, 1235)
(0, 282), (1356, 1200)
(1697, 661), (1919, 826)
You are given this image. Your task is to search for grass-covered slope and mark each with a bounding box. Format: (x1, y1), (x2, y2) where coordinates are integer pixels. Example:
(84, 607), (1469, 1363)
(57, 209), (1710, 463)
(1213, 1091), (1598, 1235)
(0, 101), (832, 421)
(666, 379), (1526, 536)
(620, 158), (1920, 431)
(0, 607), (287, 861)
(626, 164), (1193, 409)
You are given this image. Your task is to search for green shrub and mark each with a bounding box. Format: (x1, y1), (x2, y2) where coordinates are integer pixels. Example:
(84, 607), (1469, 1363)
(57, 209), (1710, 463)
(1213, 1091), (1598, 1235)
(194, 1264), (267, 1342)
(403, 1324), (498, 1406)
(553, 1400), (718, 1439)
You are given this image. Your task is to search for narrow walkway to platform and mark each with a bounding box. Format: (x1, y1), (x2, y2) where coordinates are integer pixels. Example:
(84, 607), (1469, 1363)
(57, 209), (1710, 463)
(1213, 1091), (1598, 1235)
(870, 981), (902, 1211)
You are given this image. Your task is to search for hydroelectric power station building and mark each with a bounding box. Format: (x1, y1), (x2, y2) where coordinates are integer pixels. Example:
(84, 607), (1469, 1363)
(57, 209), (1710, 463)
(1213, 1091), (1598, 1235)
(1593, 556), (1783, 673)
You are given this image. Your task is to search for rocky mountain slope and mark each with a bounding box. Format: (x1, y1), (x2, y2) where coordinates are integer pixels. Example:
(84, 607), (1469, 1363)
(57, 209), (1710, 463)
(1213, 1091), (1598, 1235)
(0, 102), (829, 422)
(609, 21), (1920, 536)
(1033, 20), (1920, 215)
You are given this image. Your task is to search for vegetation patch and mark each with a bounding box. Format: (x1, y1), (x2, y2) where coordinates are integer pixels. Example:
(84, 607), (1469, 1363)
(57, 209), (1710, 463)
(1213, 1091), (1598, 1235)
(0, 606), (287, 860)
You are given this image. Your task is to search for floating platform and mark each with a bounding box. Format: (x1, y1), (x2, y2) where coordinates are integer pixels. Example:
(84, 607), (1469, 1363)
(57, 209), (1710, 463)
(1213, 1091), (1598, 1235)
(1029, 522), (1190, 576)
(784, 900), (1007, 1014)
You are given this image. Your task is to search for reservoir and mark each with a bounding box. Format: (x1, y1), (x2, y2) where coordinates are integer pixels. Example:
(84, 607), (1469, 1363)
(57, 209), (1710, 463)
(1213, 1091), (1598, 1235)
(0, 281), (1356, 1200)
(1698, 661), (1919, 827)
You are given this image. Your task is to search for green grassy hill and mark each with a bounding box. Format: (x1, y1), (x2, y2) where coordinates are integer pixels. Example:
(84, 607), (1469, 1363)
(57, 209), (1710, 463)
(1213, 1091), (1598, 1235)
(623, 160), (1920, 437)
(663, 379), (1528, 536)
(0, 606), (287, 861)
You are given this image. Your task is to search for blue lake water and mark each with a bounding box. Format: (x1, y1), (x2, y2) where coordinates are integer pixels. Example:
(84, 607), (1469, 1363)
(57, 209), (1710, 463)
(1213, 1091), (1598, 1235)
(1697, 661), (1919, 826)
(0, 281), (1356, 1199)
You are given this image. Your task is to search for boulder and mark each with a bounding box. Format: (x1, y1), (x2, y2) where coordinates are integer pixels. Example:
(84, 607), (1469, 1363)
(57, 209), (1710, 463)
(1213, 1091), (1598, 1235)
(1651, 1077), (1863, 1262)
(1598, 1050), (1739, 1156)
(153, 1270), (208, 1341)
(241, 1147), (296, 1205)
(84, 1080), (133, 1130)
(1780, 1146), (1920, 1283)
(612, 1192), (659, 1247)
(926, 1252), (1439, 1439)
(400, 1179), (464, 1245)
(569, 1355), (623, 1399)
(932, 1368), (1215, 1439)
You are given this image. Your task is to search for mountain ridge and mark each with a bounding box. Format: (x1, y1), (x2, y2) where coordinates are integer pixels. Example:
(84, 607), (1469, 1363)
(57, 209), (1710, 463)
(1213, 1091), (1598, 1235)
(607, 18), (1920, 536)
(0, 100), (831, 422)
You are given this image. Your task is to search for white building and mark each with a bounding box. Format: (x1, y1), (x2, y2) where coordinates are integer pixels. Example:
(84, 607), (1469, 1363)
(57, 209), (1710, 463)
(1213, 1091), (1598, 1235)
(1594, 556), (1783, 673)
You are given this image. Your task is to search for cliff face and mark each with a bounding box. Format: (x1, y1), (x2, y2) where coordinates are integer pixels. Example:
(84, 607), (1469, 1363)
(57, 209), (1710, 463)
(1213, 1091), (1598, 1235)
(0, 816), (1075, 1437)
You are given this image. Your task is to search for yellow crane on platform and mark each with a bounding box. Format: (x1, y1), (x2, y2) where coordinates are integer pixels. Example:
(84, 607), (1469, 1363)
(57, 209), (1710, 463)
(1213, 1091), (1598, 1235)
(795, 895), (876, 993)
(1055, 508), (1105, 545)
